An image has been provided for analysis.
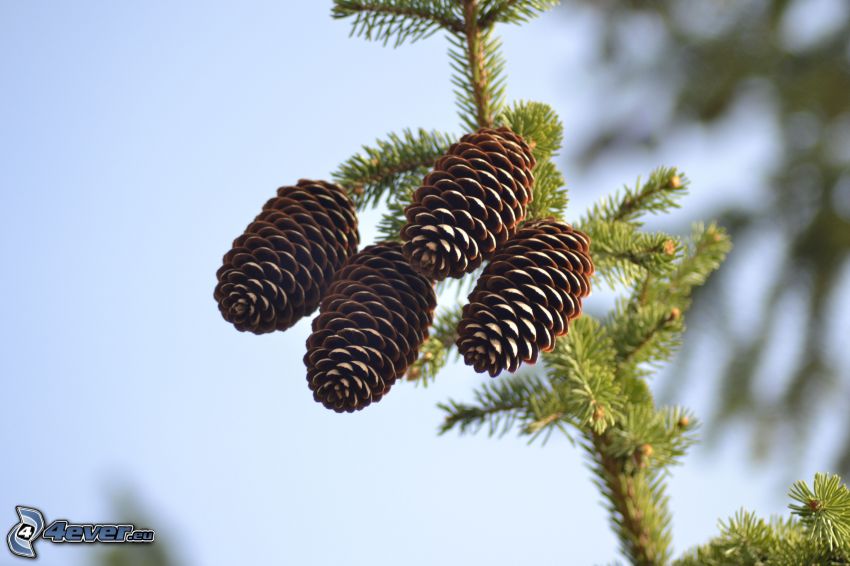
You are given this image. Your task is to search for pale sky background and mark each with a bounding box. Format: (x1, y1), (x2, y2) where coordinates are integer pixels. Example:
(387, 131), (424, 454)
(0, 2), (837, 565)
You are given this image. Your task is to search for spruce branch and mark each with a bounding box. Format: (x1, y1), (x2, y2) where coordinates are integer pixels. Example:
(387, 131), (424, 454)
(674, 510), (789, 565)
(332, 0), (464, 46)
(498, 101), (564, 162)
(711, 510), (776, 564)
(544, 316), (623, 435)
(605, 406), (697, 473)
(498, 102), (569, 220)
(583, 167), (689, 226)
(603, 223), (730, 383)
(676, 474), (850, 565)
(276, 4), (850, 566)
(333, 128), (453, 208)
(576, 168), (696, 290)
(377, 188), (410, 241)
(661, 222), (731, 302)
(573, 217), (727, 566)
(463, 0), (491, 128)
(577, 220), (679, 289)
(438, 372), (548, 436)
(407, 306), (463, 385)
(588, 429), (673, 566)
(477, 0), (560, 28)
(441, 317), (624, 441)
(584, 406), (695, 566)
(608, 301), (684, 382)
(789, 473), (850, 552)
(612, 168), (686, 224)
(451, 0), (506, 130)
(439, 372), (585, 443)
(526, 161), (568, 221)
(324, 4), (774, 564)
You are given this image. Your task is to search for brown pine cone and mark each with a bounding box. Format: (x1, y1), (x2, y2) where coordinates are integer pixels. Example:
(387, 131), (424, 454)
(305, 242), (436, 413)
(456, 219), (593, 377)
(401, 127), (535, 280)
(214, 180), (359, 334)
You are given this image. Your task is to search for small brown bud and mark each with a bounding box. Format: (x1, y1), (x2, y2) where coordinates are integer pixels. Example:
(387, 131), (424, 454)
(677, 415), (690, 428)
(807, 499), (822, 512)
(634, 443), (653, 469)
(423, 351), (434, 362)
(663, 239), (676, 256)
(668, 307), (681, 322)
(669, 175), (682, 188)
(706, 226), (723, 242)
(407, 366), (421, 380)
(592, 405), (606, 423)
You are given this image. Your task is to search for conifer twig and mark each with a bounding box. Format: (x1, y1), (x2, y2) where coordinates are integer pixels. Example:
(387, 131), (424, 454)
(590, 430), (664, 566)
(350, 2), (464, 33)
(617, 310), (678, 367)
(476, 0), (558, 28)
(333, 128), (452, 208)
(478, 0), (518, 29)
(333, 1), (465, 44)
(462, 0), (494, 128)
(611, 172), (684, 223)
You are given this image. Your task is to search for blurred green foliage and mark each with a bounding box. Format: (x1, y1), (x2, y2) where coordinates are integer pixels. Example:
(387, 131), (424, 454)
(92, 495), (177, 566)
(561, 0), (850, 472)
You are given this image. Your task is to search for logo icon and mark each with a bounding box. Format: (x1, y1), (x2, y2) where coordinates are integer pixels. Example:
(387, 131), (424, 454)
(6, 506), (45, 559)
(7, 506), (155, 559)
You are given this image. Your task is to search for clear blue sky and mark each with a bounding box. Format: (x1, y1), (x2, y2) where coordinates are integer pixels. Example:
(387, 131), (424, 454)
(0, 2), (834, 565)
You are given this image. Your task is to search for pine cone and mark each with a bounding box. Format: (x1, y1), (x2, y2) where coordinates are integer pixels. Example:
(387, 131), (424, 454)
(305, 242), (436, 413)
(401, 127), (535, 280)
(456, 219), (593, 377)
(214, 180), (359, 334)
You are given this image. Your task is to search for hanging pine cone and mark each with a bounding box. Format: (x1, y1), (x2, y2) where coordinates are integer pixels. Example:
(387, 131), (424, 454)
(214, 180), (359, 334)
(456, 219), (593, 377)
(305, 242), (436, 413)
(401, 127), (535, 280)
